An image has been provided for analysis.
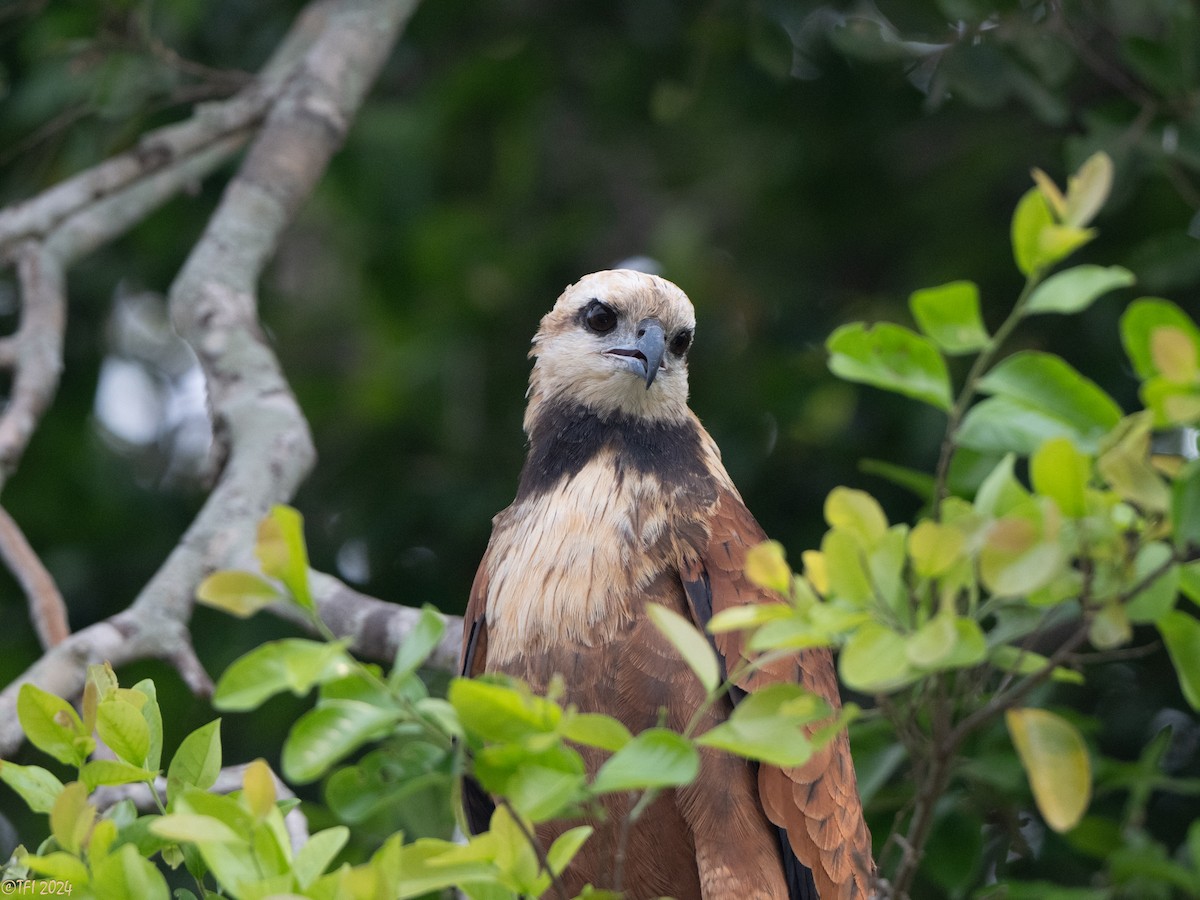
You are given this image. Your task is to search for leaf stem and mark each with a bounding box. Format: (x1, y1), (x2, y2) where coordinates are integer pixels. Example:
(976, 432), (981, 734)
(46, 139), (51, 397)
(933, 275), (1041, 515)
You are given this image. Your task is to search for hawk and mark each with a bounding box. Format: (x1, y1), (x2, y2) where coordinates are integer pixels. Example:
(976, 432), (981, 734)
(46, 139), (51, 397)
(461, 270), (874, 899)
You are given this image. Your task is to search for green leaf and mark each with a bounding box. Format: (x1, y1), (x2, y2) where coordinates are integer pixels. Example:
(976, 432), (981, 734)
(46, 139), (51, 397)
(1172, 459), (1200, 553)
(1030, 437), (1090, 518)
(827, 322), (953, 411)
(283, 700), (400, 783)
(131, 678), (163, 772)
(1159, 610), (1200, 711)
(858, 458), (936, 501)
(990, 646), (1084, 684)
(195, 570), (283, 618)
(825, 487), (889, 547)
(1126, 542), (1179, 624)
(51, 781), (95, 854)
(256, 504), (313, 609)
(504, 765), (588, 822)
(92, 842), (170, 900)
(1120, 298), (1200, 380)
(392, 604), (447, 682)
(905, 613), (958, 668)
(21, 851), (90, 884)
(908, 520), (965, 578)
(1006, 708), (1092, 832)
(646, 603), (720, 693)
(591, 728), (699, 794)
(696, 683), (828, 766)
(212, 639), (354, 711)
(0, 761), (64, 813)
(561, 712), (632, 752)
(1012, 187), (1054, 275)
(979, 500), (1067, 599)
(972, 352), (1122, 453)
(1097, 413), (1171, 513)
(1025, 265), (1134, 316)
(448, 677), (563, 744)
(97, 697), (151, 767)
(79, 759), (158, 791)
(293, 826), (350, 888)
(545, 826), (593, 876)
(17, 683), (89, 767)
(150, 812), (242, 844)
(909, 281), (990, 354)
(167, 720), (222, 804)
(839, 621), (915, 693)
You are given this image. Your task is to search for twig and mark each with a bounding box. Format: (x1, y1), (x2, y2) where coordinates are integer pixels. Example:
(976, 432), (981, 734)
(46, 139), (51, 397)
(0, 505), (69, 648)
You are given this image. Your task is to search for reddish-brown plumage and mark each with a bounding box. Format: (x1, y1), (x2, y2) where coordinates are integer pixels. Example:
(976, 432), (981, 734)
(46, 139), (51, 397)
(460, 270), (874, 899)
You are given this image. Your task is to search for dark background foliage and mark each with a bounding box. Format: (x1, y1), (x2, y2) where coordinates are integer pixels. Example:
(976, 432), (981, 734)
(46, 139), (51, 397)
(1, 1), (1197, 894)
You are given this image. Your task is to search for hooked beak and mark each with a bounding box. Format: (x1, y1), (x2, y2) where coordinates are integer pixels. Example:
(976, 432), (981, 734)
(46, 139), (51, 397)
(605, 318), (667, 390)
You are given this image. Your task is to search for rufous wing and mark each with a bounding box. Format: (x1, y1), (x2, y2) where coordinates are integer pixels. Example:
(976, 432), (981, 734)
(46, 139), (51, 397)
(681, 488), (875, 900)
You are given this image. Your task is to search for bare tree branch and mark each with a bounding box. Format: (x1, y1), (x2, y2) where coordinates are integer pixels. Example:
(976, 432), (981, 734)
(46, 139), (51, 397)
(0, 505), (69, 648)
(0, 0), (420, 760)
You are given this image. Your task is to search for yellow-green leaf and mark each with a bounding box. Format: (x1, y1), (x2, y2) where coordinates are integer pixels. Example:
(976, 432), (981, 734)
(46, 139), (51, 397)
(744, 540), (792, 595)
(825, 487), (889, 547)
(243, 758), (276, 819)
(1030, 437), (1089, 518)
(1062, 151), (1114, 228)
(196, 570), (283, 618)
(50, 781), (95, 855)
(1006, 708), (1092, 832)
(908, 520), (965, 578)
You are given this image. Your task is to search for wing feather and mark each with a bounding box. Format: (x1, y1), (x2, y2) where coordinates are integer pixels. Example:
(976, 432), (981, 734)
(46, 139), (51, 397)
(682, 488), (875, 900)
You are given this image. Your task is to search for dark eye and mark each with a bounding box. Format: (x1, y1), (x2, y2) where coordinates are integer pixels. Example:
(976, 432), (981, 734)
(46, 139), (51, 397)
(669, 329), (692, 356)
(583, 299), (618, 334)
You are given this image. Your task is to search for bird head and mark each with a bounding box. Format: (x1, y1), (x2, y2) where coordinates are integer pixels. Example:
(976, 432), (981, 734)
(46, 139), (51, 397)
(526, 270), (696, 429)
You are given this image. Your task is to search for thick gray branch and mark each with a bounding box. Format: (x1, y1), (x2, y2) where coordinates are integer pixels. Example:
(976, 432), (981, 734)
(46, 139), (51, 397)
(0, 0), (419, 760)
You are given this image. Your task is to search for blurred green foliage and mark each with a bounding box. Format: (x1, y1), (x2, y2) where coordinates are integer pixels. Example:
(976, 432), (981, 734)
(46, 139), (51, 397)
(1, 0), (1198, 895)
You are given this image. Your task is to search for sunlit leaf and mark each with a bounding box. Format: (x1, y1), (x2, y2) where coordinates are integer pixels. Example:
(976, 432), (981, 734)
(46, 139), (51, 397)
(825, 487), (889, 547)
(1030, 437), (1090, 518)
(646, 603), (720, 693)
(293, 826), (350, 889)
(561, 712), (632, 752)
(1006, 708), (1092, 832)
(821, 529), (874, 606)
(243, 758), (276, 819)
(909, 280), (990, 354)
(256, 505), (313, 609)
(744, 540), (792, 595)
(827, 322), (953, 410)
(50, 781), (95, 855)
(1012, 187), (1054, 276)
(97, 697), (151, 767)
(1025, 265), (1134, 316)
(195, 570), (283, 618)
(905, 613), (957, 668)
(908, 520), (965, 578)
(448, 677), (563, 744)
(79, 759), (157, 791)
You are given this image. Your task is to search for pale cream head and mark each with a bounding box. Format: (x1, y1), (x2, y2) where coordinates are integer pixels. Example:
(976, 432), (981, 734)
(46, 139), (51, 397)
(525, 270), (696, 429)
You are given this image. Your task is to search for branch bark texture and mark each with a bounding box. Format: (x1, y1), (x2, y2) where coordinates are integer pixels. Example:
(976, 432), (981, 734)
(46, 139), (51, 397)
(0, 0), (422, 760)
